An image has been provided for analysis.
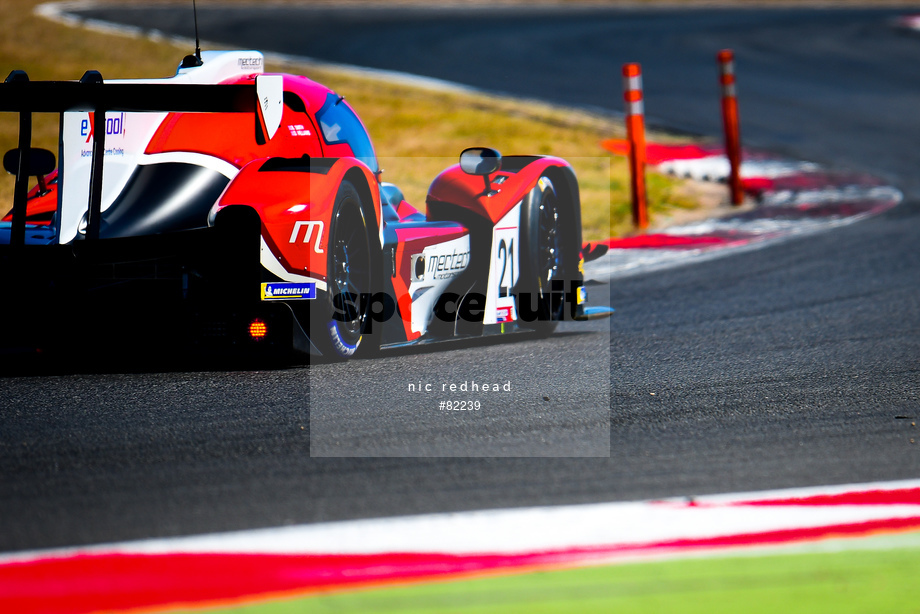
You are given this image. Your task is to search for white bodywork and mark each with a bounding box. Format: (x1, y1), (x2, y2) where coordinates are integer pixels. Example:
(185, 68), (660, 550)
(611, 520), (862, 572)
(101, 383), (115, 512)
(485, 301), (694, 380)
(57, 51), (275, 244)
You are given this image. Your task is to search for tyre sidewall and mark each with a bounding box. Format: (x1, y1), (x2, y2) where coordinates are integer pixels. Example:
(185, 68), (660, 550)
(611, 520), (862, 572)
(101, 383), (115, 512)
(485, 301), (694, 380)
(311, 180), (376, 360)
(518, 176), (563, 335)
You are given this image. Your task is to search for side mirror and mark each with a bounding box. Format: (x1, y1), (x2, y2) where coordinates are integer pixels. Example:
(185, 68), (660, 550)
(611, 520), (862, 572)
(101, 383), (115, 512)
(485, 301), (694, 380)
(460, 147), (502, 176)
(3, 148), (56, 177)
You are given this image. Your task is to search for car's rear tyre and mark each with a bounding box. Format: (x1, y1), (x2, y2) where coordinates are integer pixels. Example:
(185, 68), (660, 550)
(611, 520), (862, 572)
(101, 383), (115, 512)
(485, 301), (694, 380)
(310, 180), (379, 360)
(518, 175), (565, 336)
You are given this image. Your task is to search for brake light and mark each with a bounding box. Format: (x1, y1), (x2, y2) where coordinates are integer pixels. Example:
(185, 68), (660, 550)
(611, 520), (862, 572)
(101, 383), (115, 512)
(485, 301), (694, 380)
(249, 319), (268, 340)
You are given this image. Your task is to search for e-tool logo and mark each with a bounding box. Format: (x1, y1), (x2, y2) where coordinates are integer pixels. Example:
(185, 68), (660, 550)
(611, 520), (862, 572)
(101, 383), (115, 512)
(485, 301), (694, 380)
(81, 112), (126, 144)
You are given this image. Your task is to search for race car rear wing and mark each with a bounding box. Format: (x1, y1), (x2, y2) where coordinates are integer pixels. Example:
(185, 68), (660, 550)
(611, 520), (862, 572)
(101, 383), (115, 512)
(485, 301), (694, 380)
(0, 70), (266, 246)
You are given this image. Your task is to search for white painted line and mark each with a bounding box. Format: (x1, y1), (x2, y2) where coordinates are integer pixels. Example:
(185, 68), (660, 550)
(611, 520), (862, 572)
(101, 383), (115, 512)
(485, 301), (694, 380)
(3, 479), (919, 565)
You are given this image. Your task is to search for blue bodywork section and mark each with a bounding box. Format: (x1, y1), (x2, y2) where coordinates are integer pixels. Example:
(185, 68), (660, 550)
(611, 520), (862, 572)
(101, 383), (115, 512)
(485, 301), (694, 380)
(0, 222), (56, 245)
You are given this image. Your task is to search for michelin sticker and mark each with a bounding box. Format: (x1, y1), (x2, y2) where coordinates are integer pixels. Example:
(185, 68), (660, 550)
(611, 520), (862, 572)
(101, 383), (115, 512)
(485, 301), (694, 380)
(261, 282), (316, 301)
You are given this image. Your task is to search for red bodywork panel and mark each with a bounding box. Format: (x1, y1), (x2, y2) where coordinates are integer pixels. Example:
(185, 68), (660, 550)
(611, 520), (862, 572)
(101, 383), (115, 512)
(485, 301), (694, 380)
(213, 157), (381, 284)
(1, 172), (57, 225)
(426, 156), (570, 222)
(391, 223), (469, 342)
(145, 75), (329, 164)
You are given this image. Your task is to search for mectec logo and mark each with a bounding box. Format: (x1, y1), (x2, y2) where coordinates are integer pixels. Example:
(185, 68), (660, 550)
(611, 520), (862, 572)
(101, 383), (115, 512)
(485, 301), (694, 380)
(427, 249), (470, 280)
(238, 57), (263, 69)
(80, 112), (126, 144)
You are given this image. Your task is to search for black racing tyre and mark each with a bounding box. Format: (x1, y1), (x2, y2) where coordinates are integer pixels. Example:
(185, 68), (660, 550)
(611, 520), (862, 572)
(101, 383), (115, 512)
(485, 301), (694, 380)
(310, 180), (379, 360)
(517, 175), (565, 336)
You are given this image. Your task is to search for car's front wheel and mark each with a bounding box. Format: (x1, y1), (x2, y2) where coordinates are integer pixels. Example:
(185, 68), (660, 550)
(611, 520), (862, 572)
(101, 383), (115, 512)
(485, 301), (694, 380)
(310, 180), (378, 360)
(517, 175), (566, 336)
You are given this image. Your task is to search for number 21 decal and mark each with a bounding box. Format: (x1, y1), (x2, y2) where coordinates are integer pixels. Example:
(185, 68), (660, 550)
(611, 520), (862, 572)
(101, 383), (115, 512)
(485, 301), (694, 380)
(497, 238), (515, 298)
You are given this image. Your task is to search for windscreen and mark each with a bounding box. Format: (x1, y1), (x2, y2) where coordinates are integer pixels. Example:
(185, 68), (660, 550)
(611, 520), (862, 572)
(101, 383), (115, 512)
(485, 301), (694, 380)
(315, 93), (378, 173)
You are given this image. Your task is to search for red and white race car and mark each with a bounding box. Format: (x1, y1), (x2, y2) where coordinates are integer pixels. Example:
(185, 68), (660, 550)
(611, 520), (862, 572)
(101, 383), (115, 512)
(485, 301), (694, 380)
(0, 50), (610, 362)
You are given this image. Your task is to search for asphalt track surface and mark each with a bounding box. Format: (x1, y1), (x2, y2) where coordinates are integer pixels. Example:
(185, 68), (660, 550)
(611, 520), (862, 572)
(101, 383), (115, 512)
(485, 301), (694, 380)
(2, 6), (919, 552)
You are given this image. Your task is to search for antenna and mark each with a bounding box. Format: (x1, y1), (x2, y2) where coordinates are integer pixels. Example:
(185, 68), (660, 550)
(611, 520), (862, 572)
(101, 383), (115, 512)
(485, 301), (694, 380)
(193, 0), (201, 62)
(180, 0), (203, 68)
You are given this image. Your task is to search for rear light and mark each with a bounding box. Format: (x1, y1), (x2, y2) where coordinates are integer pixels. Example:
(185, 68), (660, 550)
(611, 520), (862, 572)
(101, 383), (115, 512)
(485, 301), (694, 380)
(248, 318), (268, 340)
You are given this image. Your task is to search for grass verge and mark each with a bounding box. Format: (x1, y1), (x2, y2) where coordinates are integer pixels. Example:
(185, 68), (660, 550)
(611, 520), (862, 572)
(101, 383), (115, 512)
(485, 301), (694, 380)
(168, 543), (920, 614)
(0, 0), (698, 239)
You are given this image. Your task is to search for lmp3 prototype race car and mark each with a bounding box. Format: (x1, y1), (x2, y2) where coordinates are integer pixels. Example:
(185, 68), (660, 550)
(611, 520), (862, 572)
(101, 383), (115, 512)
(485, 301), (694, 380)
(0, 49), (611, 362)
